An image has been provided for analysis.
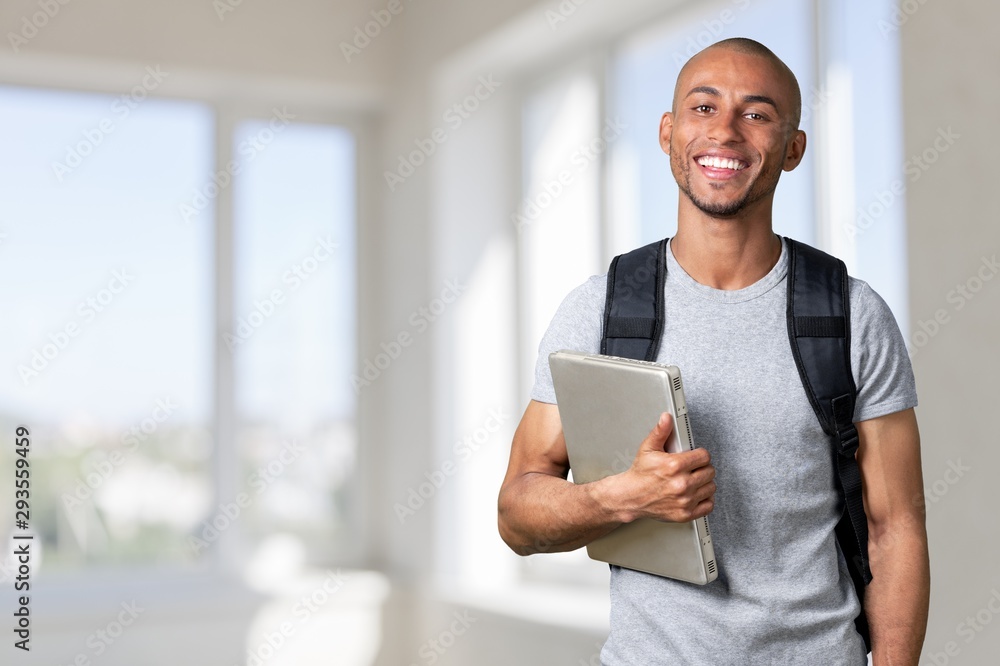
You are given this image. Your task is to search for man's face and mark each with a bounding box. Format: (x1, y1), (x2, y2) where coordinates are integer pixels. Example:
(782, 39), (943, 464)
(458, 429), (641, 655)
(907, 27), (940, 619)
(660, 48), (806, 218)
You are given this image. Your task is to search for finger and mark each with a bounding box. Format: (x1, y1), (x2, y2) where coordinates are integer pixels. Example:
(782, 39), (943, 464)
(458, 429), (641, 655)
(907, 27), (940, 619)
(688, 462), (716, 486)
(692, 480), (717, 503)
(637, 412), (674, 454)
(691, 496), (715, 518)
(667, 446), (712, 472)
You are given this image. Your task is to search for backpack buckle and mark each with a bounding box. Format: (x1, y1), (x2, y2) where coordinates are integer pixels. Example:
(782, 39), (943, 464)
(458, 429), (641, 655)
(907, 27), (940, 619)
(836, 424), (860, 457)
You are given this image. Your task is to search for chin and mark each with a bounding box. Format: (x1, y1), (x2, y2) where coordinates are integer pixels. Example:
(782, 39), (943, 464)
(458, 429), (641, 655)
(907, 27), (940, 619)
(696, 205), (745, 219)
(689, 193), (750, 218)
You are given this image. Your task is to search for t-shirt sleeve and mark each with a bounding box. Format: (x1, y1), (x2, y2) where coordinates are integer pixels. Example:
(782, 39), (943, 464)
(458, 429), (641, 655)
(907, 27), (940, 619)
(849, 279), (918, 422)
(529, 275), (606, 404)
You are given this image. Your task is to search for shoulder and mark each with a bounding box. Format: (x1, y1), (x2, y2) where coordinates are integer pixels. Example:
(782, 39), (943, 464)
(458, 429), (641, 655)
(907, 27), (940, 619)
(845, 276), (918, 419)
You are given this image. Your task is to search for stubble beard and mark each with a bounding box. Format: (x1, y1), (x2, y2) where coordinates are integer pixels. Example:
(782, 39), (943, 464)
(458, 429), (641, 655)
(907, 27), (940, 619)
(670, 142), (783, 219)
(679, 177), (756, 218)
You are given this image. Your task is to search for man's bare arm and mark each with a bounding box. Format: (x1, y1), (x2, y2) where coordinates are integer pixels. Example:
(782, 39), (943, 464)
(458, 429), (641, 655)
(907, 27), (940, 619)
(857, 408), (930, 665)
(497, 400), (716, 556)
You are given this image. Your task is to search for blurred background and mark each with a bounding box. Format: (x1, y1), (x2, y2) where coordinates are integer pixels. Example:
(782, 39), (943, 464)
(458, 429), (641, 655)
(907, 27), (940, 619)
(0, 0), (996, 664)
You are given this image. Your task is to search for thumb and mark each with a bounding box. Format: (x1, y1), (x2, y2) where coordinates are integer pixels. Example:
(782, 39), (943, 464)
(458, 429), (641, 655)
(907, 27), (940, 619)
(637, 412), (673, 455)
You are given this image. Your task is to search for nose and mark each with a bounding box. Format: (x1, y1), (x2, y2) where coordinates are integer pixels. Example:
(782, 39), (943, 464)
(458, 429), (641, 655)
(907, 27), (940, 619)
(707, 109), (744, 145)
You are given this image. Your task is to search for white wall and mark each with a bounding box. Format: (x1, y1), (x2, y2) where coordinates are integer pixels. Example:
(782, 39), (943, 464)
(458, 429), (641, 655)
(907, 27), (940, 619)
(901, 1), (1000, 663)
(0, 0), (392, 88)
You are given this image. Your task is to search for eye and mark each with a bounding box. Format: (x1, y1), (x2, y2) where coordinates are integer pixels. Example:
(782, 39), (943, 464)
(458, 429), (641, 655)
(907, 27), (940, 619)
(694, 105), (713, 114)
(745, 112), (766, 121)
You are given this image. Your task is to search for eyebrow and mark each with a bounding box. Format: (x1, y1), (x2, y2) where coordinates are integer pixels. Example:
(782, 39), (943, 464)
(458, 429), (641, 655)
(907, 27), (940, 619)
(685, 86), (780, 111)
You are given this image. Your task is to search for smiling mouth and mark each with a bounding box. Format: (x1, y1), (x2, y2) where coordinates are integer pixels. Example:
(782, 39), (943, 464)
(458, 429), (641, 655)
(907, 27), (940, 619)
(696, 156), (748, 171)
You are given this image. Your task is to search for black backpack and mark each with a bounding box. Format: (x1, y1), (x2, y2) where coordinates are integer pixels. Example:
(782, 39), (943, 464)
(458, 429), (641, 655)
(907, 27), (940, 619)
(600, 236), (872, 652)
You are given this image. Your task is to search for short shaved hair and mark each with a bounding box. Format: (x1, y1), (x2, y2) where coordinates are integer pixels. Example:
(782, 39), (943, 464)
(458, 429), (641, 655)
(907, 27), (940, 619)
(674, 38), (803, 131)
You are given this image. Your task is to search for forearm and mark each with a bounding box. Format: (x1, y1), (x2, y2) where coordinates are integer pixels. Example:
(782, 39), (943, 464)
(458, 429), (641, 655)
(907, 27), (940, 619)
(498, 471), (628, 556)
(499, 404), (714, 556)
(866, 519), (930, 666)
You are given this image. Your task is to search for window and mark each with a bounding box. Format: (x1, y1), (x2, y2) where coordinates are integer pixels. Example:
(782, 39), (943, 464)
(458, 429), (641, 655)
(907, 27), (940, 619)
(0, 86), (214, 568)
(0, 86), (359, 575)
(232, 120), (357, 564)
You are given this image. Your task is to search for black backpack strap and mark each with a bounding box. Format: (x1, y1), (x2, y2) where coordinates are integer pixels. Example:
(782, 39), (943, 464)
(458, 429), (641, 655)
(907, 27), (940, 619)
(601, 238), (668, 361)
(785, 237), (871, 652)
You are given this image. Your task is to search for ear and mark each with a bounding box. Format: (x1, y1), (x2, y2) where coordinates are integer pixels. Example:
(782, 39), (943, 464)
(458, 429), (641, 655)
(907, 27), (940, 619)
(783, 129), (807, 171)
(659, 111), (673, 156)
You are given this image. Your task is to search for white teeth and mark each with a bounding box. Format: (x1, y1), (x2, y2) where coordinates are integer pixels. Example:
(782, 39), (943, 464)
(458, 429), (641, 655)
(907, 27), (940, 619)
(697, 156), (746, 170)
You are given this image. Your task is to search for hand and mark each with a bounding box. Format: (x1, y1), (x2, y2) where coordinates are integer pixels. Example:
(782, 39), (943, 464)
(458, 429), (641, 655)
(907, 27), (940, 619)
(619, 412), (716, 523)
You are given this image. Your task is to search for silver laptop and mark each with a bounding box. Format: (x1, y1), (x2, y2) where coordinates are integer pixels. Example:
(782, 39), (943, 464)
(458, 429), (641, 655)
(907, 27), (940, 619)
(549, 350), (718, 585)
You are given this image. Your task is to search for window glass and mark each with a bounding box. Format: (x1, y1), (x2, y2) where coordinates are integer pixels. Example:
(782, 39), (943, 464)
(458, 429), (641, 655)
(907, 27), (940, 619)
(232, 120), (357, 563)
(0, 86), (214, 569)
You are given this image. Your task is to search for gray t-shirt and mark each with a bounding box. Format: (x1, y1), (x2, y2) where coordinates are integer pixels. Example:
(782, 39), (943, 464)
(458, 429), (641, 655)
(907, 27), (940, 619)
(531, 238), (917, 665)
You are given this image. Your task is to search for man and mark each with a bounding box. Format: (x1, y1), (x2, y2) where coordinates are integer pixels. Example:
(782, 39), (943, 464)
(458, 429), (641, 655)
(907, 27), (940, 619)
(497, 38), (929, 665)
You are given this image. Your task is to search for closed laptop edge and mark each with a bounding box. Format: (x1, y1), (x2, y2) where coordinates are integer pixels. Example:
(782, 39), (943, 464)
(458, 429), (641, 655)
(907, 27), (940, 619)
(549, 350), (719, 585)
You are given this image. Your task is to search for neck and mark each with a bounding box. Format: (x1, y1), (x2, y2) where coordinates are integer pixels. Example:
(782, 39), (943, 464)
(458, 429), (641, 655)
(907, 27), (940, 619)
(671, 200), (781, 290)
